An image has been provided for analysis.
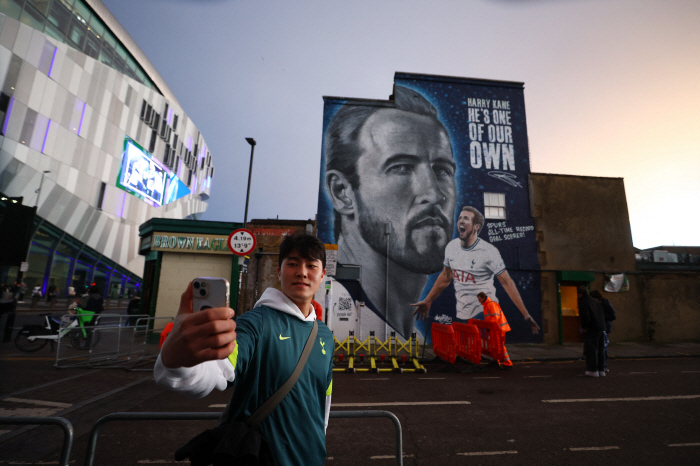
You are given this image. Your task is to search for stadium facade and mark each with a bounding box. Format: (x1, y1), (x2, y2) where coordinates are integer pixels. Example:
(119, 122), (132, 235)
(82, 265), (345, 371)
(0, 0), (214, 299)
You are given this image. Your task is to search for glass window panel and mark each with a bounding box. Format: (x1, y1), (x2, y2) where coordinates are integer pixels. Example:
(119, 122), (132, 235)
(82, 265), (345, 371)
(20, 3), (47, 31)
(0, 0), (24, 20)
(84, 30), (100, 59)
(115, 43), (128, 60)
(78, 250), (97, 267)
(92, 262), (110, 296)
(43, 22), (66, 42)
(498, 193), (505, 206)
(72, 259), (92, 293)
(98, 46), (113, 67)
(108, 270), (123, 298)
(32, 224), (58, 249)
(71, 0), (90, 23)
(48, 0), (72, 33)
(88, 14), (105, 39)
(103, 29), (117, 48)
(49, 252), (72, 297)
(27, 0), (50, 16)
(56, 237), (78, 257)
(67, 15), (87, 48)
(25, 243), (51, 292)
(112, 54), (126, 74)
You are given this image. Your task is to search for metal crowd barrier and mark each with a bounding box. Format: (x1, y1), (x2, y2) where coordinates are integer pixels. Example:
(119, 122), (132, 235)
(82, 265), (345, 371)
(54, 315), (173, 369)
(0, 416), (74, 466)
(85, 410), (403, 466)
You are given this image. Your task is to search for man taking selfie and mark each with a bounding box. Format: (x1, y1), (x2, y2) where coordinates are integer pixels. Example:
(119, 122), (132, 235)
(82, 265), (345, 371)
(154, 233), (333, 466)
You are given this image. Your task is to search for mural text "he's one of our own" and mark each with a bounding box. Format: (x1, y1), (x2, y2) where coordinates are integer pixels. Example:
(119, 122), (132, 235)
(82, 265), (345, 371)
(467, 99), (515, 171)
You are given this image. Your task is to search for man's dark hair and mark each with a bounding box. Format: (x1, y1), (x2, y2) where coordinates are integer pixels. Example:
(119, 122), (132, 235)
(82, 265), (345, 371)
(325, 86), (444, 240)
(590, 290), (603, 300)
(279, 232), (326, 269)
(462, 206), (484, 234)
(477, 292), (488, 300)
(577, 285), (589, 296)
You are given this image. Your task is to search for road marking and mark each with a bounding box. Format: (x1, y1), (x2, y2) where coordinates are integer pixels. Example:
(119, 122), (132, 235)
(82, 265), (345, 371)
(0, 407), (63, 417)
(0, 376), (152, 444)
(333, 401), (470, 407)
(569, 446), (619, 451)
(543, 395), (700, 403)
(209, 404), (226, 408)
(457, 450), (517, 456)
(526, 375), (552, 378)
(668, 443), (700, 447)
(136, 460), (189, 464)
(360, 378), (389, 380)
(370, 454), (414, 459)
(3, 398), (72, 408)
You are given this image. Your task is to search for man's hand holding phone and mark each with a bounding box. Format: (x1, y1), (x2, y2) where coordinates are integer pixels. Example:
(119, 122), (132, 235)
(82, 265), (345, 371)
(160, 281), (237, 369)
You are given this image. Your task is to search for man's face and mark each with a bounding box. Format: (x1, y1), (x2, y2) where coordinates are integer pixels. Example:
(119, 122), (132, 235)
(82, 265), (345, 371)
(277, 252), (325, 310)
(457, 210), (480, 241)
(353, 109), (456, 274)
(477, 295), (487, 304)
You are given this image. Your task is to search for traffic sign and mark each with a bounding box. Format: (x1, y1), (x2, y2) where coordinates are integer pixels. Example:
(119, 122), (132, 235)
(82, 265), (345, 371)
(228, 229), (256, 256)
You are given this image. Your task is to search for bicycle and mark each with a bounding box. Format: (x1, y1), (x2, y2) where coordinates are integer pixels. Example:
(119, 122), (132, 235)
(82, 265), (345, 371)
(14, 308), (100, 352)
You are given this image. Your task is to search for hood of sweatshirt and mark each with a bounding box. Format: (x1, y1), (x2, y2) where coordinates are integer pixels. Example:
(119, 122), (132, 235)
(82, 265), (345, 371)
(254, 288), (316, 322)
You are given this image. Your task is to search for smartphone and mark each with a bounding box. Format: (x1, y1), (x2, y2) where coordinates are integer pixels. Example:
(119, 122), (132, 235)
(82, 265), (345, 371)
(192, 277), (230, 312)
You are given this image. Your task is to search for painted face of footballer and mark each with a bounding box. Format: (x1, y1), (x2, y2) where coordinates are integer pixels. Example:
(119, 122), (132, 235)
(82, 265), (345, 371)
(458, 210), (479, 243)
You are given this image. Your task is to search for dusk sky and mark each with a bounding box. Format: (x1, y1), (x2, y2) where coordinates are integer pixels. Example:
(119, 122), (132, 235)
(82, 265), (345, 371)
(102, 0), (699, 249)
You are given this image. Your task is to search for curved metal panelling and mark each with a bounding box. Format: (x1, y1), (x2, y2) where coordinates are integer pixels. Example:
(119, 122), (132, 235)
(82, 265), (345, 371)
(86, 0), (180, 106)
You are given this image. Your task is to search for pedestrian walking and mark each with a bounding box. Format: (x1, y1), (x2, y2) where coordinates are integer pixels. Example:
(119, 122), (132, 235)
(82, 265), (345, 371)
(578, 286), (606, 377)
(590, 290), (616, 372)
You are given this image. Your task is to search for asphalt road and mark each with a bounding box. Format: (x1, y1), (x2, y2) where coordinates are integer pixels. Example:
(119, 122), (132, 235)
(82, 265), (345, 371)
(1, 343), (698, 466)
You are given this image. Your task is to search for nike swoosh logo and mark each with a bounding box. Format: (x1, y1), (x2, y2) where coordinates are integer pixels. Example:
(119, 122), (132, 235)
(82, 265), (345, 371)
(279, 334), (291, 340)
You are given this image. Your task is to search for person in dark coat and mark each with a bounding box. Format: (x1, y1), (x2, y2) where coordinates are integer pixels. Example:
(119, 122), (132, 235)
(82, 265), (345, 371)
(126, 293), (142, 326)
(84, 286), (104, 314)
(578, 286), (606, 377)
(591, 290), (616, 372)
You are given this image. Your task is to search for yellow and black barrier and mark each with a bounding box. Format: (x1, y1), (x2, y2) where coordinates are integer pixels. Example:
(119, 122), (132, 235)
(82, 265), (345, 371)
(332, 330), (426, 374)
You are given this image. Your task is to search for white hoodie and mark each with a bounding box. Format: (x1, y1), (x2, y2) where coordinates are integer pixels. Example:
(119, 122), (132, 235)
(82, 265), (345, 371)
(153, 288), (332, 428)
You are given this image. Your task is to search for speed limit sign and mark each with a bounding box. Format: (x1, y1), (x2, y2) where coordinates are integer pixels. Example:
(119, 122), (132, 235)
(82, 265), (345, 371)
(228, 229), (256, 256)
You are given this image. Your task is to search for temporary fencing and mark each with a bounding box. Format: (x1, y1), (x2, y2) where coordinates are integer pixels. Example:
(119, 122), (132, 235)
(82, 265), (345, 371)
(468, 318), (506, 361)
(333, 331), (426, 373)
(430, 320), (505, 366)
(0, 416), (73, 466)
(84, 410), (403, 466)
(54, 315), (174, 369)
(453, 322), (481, 364)
(430, 323), (456, 364)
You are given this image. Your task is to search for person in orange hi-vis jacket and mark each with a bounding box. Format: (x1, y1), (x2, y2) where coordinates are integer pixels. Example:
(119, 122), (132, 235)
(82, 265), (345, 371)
(312, 299), (324, 322)
(477, 292), (513, 368)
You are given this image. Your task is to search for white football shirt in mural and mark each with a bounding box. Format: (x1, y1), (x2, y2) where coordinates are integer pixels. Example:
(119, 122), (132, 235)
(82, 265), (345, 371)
(443, 238), (506, 320)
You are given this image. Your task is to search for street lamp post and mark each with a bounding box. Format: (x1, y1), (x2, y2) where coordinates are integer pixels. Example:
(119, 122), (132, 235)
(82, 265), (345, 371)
(35, 170), (51, 206)
(243, 138), (256, 225)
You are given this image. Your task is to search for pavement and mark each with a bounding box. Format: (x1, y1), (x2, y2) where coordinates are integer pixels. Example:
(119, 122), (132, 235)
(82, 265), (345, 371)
(3, 298), (699, 363)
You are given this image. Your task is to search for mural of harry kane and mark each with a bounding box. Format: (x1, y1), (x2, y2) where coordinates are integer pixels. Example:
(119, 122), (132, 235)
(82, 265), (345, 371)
(412, 206), (540, 334)
(325, 85), (538, 339)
